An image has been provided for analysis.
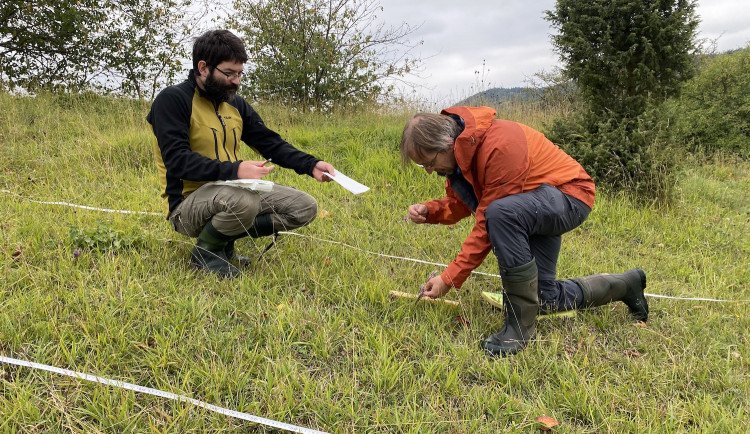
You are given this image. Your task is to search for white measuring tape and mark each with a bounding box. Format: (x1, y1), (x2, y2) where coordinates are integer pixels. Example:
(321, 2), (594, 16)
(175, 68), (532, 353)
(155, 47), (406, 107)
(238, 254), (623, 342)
(2, 189), (746, 304)
(277, 230), (505, 279)
(276, 231), (749, 303)
(0, 190), (162, 215)
(0, 356), (328, 433)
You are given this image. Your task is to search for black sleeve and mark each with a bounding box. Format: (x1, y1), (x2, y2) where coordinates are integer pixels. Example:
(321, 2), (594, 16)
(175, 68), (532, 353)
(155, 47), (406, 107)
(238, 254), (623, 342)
(147, 85), (240, 181)
(234, 98), (320, 176)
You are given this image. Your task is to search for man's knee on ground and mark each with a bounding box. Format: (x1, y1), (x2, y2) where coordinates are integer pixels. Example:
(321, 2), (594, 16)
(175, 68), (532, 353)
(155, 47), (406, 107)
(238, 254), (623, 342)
(537, 280), (560, 306)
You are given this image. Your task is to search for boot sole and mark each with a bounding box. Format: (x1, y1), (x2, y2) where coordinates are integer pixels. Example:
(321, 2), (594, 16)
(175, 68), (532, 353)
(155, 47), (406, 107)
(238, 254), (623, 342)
(625, 268), (648, 322)
(481, 338), (528, 357)
(636, 268), (647, 290)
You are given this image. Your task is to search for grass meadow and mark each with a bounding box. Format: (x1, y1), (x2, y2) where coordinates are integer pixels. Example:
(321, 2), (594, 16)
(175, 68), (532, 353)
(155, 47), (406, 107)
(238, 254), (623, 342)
(0, 91), (748, 432)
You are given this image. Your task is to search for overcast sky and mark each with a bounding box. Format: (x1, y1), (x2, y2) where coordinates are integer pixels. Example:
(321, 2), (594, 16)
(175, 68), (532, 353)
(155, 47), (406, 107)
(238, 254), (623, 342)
(375, 0), (750, 104)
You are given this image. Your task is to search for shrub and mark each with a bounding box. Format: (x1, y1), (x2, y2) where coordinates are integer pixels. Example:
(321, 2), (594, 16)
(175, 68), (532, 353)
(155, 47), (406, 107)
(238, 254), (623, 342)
(546, 109), (676, 199)
(662, 47), (750, 157)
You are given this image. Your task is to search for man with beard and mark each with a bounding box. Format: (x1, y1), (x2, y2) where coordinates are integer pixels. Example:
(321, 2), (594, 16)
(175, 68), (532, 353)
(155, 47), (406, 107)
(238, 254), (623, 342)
(147, 30), (336, 278)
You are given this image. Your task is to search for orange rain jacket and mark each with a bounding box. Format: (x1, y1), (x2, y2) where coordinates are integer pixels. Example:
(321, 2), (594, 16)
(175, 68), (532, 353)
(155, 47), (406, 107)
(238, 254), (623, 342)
(423, 106), (596, 289)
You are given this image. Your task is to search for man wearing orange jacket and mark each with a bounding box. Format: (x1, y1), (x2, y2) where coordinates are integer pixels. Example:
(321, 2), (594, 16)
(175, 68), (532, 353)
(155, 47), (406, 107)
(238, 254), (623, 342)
(400, 107), (649, 357)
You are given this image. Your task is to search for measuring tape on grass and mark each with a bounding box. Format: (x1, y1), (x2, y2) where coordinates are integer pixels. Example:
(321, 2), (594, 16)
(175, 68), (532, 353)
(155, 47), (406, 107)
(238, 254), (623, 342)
(0, 356), (329, 433)
(2, 190), (747, 304)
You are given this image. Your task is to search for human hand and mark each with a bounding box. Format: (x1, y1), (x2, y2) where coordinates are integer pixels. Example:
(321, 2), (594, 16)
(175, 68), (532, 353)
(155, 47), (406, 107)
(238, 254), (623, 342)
(312, 161), (336, 182)
(407, 204), (428, 223)
(237, 160), (274, 179)
(421, 274), (451, 299)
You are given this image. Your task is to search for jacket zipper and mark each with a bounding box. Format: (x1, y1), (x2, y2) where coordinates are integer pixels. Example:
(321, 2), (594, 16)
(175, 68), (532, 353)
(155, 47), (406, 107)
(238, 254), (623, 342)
(211, 128), (219, 158)
(232, 129), (239, 160)
(215, 111), (232, 161)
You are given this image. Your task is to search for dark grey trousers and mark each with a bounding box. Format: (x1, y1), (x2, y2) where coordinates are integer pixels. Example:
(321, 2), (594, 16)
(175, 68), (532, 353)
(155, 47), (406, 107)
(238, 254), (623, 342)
(485, 184), (591, 311)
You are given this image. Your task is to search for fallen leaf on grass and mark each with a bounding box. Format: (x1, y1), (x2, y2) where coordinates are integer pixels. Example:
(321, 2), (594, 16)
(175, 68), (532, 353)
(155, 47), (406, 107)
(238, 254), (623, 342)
(318, 210), (332, 219)
(534, 415), (560, 430)
(135, 338), (157, 350)
(153, 406), (171, 421)
(324, 257), (332, 265)
(12, 247), (23, 259)
(454, 315), (470, 326)
(624, 350), (641, 358)
(634, 321), (647, 328)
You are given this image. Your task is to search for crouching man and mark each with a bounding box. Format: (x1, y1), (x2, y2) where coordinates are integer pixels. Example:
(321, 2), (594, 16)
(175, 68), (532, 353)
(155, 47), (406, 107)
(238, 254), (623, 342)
(401, 106), (648, 357)
(147, 30), (335, 278)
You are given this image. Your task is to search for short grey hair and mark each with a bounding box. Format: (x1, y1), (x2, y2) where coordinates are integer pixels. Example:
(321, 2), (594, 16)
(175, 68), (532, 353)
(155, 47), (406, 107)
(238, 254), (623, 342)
(400, 113), (462, 166)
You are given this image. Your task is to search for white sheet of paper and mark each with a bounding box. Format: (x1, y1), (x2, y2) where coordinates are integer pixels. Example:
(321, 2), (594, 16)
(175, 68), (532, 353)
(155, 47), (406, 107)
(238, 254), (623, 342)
(211, 179), (274, 192)
(323, 170), (370, 194)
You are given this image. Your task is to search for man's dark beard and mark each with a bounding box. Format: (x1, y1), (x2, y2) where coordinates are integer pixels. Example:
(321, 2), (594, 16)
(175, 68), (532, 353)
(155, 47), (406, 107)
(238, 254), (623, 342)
(204, 72), (239, 104)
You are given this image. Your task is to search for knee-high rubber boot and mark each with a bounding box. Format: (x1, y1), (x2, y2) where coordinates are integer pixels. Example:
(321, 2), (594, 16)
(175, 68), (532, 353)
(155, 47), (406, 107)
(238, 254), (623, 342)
(481, 259), (539, 357)
(224, 214), (276, 266)
(573, 268), (648, 322)
(191, 221), (240, 278)
(247, 213), (275, 238)
(224, 234), (252, 267)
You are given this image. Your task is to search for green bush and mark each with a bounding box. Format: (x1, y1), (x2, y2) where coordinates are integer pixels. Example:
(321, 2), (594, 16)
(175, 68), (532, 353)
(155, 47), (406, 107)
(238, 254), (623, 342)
(662, 47), (750, 157)
(546, 109), (676, 199)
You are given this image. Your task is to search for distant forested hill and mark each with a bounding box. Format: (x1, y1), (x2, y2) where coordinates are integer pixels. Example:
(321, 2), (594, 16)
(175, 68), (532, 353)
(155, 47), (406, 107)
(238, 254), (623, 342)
(456, 87), (539, 106)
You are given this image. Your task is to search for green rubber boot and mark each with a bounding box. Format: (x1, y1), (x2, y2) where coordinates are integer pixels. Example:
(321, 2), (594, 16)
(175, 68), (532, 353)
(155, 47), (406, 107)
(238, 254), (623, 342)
(247, 213), (275, 238)
(573, 268), (648, 322)
(224, 239), (253, 267)
(190, 221), (240, 278)
(223, 214), (276, 266)
(481, 259), (539, 357)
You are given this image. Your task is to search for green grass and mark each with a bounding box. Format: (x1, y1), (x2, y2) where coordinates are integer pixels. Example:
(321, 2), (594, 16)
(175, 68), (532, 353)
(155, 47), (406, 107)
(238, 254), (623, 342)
(1, 91), (748, 432)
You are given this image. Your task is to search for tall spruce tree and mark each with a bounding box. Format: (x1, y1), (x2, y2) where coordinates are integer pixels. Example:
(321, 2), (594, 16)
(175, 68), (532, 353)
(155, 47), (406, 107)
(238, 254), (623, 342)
(545, 0), (699, 194)
(547, 0), (699, 118)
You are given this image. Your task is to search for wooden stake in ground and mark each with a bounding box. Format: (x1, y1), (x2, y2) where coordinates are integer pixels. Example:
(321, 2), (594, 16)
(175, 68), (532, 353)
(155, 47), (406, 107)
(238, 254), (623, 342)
(389, 290), (460, 306)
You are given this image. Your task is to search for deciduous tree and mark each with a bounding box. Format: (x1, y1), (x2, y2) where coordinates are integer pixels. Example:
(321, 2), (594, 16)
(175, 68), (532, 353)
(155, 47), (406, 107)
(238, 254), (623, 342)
(1, 0), (204, 98)
(227, 0), (420, 111)
(1, 0), (109, 92)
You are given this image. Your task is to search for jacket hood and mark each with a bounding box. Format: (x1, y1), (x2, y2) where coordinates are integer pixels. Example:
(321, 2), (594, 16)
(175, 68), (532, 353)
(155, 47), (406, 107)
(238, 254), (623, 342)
(441, 106), (497, 169)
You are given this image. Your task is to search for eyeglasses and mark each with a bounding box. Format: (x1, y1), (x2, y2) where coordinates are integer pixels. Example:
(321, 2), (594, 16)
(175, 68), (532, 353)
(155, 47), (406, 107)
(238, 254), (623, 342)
(414, 151), (441, 169)
(214, 66), (244, 81)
